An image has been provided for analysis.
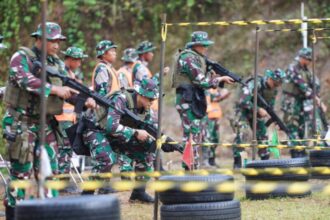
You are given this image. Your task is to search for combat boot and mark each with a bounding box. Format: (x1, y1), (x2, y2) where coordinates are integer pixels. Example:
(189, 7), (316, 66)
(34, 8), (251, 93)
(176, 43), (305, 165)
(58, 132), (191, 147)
(5, 206), (14, 220)
(233, 156), (242, 169)
(129, 187), (154, 203)
(290, 149), (307, 158)
(208, 157), (216, 167)
(98, 186), (116, 194)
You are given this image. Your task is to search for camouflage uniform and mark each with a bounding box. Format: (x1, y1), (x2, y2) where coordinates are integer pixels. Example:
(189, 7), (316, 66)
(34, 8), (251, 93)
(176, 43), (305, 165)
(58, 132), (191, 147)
(2, 23), (67, 210)
(173, 31), (219, 169)
(56, 47), (88, 174)
(117, 48), (138, 88)
(95, 78), (158, 202)
(281, 47), (324, 157)
(233, 69), (286, 165)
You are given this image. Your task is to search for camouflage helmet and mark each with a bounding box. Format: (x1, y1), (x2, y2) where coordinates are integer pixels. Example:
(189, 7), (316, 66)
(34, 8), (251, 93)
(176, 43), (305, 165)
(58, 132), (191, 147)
(121, 48), (138, 62)
(298, 47), (312, 60)
(134, 78), (159, 99)
(96, 40), (117, 58)
(61, 46), (88, 59)
(31, 22), (66, 41)
(265, 68), (286, 82)
(0, 35), (6, 49)
(136, 41), (156, 54)
(186, 31), (214, 48)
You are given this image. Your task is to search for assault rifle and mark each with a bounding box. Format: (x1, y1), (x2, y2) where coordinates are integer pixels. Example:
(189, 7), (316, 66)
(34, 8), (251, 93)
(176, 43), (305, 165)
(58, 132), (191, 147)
(206, 58), (294, 140)
(39, 62), (183, 154)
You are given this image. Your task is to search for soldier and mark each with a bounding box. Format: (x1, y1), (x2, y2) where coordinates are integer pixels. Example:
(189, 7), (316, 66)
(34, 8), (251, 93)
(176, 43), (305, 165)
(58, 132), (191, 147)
(2, 22), (94, 219)
(94, 78), (160, 203)
(201, 88), (230, 167)
(56, 46), (88, 176)
(233, 69), (286, 168)
(281, 47), (326, 157)
(172, 31), (234, 169)
(117, 48), (138, 88)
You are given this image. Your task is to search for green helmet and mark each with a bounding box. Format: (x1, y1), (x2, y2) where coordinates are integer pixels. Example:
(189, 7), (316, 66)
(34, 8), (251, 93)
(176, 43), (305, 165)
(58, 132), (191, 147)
(61, 46), (88, 59)
(265, 68), (286, 82)
(134, 78), (159, 99)
(0, 35), (6, 49)
(298, 47), (312, 60)
(186, 31), (214, 48)
(31, 22), (66, 41)
(136, 41), (156, 54)
(121, 48), (138, 62)
(96, 40), (117, 58)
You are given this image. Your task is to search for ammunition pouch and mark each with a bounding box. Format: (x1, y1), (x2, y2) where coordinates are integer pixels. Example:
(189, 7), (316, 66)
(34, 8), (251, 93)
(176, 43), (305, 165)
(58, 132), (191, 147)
(177, 84), (207, 119)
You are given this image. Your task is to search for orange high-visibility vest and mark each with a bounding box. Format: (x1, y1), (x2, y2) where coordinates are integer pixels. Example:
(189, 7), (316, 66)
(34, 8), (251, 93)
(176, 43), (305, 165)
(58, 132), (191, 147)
(206, 88), (223, 119)
(92, 61), (120, 94)
(117, 62), (138, 88)
(55, 102), (76, 122)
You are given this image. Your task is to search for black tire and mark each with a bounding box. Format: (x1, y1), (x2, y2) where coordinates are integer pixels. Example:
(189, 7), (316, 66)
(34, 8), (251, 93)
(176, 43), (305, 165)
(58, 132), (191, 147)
(159, 174), (234, 204)
(309, 150), (330, 166)
(161, 200), (241, 220)
(245, 183), (311, 200)
(15, 195), (120, 220)
(244, 158), (310, 181)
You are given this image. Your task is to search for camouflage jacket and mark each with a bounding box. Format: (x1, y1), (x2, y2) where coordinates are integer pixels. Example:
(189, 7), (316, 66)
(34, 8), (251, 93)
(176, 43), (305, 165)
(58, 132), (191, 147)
(93, 61), (115, 96)
(105, 90), (153, 143)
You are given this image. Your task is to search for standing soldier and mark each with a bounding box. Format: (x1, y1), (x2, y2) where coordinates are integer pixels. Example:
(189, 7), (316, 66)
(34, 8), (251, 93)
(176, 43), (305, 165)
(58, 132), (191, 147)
(281, 47), (326, 158)
(95, 78), (162, 203)
(172, 31), (234, 169)
(1, 22), (93, 219)
(117, 48), (138, 88)
(201, 88), (230, 167)
(55, 47), (88, 182)
(232, 69), (286, 168)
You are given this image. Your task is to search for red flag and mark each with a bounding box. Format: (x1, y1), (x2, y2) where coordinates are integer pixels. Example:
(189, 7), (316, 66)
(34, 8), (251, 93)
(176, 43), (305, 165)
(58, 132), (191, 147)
(182, 136), (193, 170)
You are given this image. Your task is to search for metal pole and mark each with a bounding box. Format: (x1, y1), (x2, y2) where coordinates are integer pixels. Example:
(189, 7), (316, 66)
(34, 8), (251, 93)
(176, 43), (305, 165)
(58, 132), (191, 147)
(312, 33), (317, 137)
(153, 13), (166, 220)
(301, 2), (308, 48)
(252, 26), (260, 160)
(38, 0), (47, 199)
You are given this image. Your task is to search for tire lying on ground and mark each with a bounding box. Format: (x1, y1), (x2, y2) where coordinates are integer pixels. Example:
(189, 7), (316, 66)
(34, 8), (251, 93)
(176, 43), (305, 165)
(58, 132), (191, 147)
(310, 150), (330, 179)
(244, 158), (311, 181)
(161, 200), (241, 220)
(15, 195), (120, 220)
(159, 174), (234, 204)
(245, 182), (311, 200)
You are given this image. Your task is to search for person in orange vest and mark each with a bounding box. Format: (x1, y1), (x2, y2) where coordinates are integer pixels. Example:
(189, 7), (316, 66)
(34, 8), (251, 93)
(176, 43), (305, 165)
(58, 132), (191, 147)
(201, 88), (230, 167)
(117, 48), (138, 89)
(92, 40), (120, 95)
(55, 46), (88, 178)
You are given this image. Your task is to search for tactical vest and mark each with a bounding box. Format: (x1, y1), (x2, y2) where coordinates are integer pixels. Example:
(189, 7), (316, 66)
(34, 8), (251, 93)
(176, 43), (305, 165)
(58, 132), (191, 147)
(3, 47), (63, 116)
(206, 88), (223, 119)
(245, 76), (276, 106)
(91, 61), (120, 94)
(282, 62), (311, 97)
(96, 89), (147, 130)
(171, 49), (206, 88)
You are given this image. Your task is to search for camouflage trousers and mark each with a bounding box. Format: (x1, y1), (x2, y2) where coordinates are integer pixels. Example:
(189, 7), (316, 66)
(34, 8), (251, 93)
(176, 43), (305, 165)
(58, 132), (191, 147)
(2, 109), (59, 208)
(57, 121), (74, 174)
(176, 100), (202, 169)
(232, 112), (269, 159)
(201, 117), (219, 161)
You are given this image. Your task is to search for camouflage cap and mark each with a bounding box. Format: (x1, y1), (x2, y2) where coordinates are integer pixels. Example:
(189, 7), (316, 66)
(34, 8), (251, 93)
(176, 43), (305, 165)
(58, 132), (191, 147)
(265, 68), (286, 82)
(186, 31), (214, 48)
(0, 35), (6, 49)
(61, 47), (88, 59)
(134, 78), (159, 99)
(136, 41), (156, 54)
(96, 40), (117, 58)
(122, 48), (138, 62)
(298, 47), (312, 60)
(31, 22), (66, 41)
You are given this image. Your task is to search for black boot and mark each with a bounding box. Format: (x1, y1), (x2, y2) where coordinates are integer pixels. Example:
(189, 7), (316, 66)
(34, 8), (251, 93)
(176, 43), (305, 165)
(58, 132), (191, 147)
(129, 187), (154, 203)
(81, 190), (95, 195)
(5, 206), (15, 220)
(290, 149), (307, 158)
(233, 156), (242, 169)
(98, 186), (116, 194)
(209, 157), (216, 166)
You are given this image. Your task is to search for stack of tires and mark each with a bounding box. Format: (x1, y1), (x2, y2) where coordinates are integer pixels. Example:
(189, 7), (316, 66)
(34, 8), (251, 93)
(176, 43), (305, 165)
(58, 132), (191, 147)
(15, 195), (120, 220)
(309, 150), (330, 179)
(244, 158), (311, 200)
(159, 174), (241, 220)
